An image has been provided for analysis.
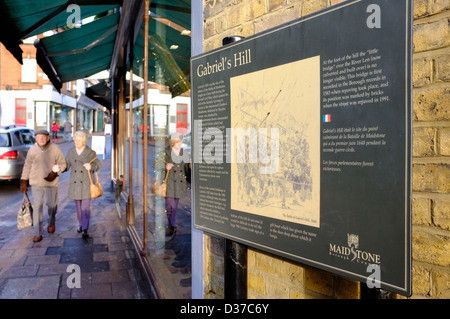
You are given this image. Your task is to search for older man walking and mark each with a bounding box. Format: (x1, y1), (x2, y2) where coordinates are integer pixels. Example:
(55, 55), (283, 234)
(20, 130), (66, 242)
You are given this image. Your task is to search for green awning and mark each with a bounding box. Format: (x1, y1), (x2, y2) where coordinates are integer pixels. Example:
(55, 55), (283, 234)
(0, 1), (121, 64)
(37, 12), (120, 83)
(150, 0), (190, 30)
(85, 78), (142, 108)
(133, 17), (191, 97)
(132, 0), (191, 97)
(0, 0), (191, 97)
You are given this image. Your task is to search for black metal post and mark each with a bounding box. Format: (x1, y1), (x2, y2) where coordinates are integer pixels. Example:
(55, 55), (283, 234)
(222, 36), (247, 299)
(361, 284), (394, 299)
(225, 239), (247, 299)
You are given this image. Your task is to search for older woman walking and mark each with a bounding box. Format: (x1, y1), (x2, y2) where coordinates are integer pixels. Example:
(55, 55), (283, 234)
(153, 133), (190, 236)
(65, 131), (102, 239)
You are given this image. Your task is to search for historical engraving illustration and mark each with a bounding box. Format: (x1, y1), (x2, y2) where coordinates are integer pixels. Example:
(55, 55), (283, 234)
(230, 56), (321, 227)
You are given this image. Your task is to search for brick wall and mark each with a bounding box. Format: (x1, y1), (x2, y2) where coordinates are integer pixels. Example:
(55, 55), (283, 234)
(0, 43), (51, 90)
(410, 0), (450, 299)
(202, 0), (450, 299)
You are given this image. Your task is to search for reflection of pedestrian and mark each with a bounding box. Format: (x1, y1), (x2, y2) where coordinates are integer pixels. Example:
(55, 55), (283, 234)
(63, 120), (73, 142)
(20, 130), (66, 242)
(141, 124), (149, 140)
(133, 122), (139, 142)
(65, 131), (102, 239)
(153, 133), (189, 236)
(51, 120), (59, 143)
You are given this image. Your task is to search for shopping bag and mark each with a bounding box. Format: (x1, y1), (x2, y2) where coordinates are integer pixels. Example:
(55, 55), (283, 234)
(17, 193), (33, 230)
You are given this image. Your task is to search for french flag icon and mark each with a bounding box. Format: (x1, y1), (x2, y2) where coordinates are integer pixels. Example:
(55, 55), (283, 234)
(323, 114), (331, 122)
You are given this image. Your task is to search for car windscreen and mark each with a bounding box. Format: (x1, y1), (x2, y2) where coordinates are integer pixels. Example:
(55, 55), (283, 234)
(0, 133), (11, 147)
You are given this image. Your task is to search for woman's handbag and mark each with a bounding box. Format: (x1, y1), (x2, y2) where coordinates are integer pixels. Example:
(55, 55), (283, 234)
(17, 193), (33, 230)
(152, 170), (168, 197)
(88, 170), (103, 198)
(88, 158), (103, 199)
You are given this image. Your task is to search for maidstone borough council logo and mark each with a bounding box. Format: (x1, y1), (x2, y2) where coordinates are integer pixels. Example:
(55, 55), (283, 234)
(329, 233), (381, 265)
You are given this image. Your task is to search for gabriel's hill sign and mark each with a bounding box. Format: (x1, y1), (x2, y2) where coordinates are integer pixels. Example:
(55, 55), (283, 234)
(191, 0), (412, 296)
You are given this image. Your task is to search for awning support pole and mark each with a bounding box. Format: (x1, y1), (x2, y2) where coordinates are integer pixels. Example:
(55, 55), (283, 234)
(141, 0), (150, 254)
(127, 25), (135, 226)
(120, 61), (127, 190)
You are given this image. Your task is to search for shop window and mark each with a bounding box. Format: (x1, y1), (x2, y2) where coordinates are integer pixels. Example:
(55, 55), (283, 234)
(21, 59), (37, 83)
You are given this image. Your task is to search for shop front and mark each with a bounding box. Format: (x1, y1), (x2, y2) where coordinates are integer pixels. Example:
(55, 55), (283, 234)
(77, 94), (104, 132)
(50, 102), (75, 130)
(34, 93), (76, 132)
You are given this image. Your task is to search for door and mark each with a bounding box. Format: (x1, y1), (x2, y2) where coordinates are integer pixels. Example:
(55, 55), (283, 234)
(15, 98), (27, 125)
(176, 103), (188, 135)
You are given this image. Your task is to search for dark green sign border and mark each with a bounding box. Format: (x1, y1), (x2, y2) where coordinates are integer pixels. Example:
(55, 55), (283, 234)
(191, 0), (412, 296)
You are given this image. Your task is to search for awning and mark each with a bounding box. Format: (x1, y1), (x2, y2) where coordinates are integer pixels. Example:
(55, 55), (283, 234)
(133, 17), (191, 97)
(36, 12), (121, 85)
(85, 78), (142, 108)
(78, 93), (103, 110)
(0, 1), (121, 64)
(0, 0), (191, 97)
(151, 0), (190, 30)
(148, 0), (191, 97)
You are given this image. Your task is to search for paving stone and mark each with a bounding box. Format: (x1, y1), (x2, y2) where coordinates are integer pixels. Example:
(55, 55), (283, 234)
(92, 270), (130, 284)
(0, 275), (60, 299)
(70, 283), (112, 299)
(24, 254), (61, 266)
(0, 265), (39, 278)
(0, 156), (156, 299)
(46, 238), (109, 273)
(93, 250), (125, 262)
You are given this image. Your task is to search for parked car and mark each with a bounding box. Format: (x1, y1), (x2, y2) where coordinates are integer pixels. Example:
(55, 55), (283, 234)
(0, 125), (36, 181)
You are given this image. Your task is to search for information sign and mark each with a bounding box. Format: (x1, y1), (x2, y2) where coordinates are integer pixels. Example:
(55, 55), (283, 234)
(91, 135), (105, 159)
(191, 0), (412, 295)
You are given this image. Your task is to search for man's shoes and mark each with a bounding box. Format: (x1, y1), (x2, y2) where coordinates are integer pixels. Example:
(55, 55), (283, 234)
(77, 226), (82, 233)
(82, 230), (89, 239)
(48, 225), (55, 233)
(33, 235), (42, 242)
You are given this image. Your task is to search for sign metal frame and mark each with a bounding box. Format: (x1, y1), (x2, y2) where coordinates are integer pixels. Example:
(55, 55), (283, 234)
(191, 0), (412, 296)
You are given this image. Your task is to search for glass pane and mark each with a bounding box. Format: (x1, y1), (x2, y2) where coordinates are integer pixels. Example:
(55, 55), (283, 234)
(35, 102), (48, 130)
(125, 16), (192, 297)
(129, 87), (191, 299)
(16, 99), (27, 106)
(0, 133), (11, 147)
(21, 131), (35, 144)
(177, 104), (187, 111)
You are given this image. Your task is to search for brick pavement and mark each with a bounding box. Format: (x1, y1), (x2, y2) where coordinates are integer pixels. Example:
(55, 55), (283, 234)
(0, 155), (156, 299)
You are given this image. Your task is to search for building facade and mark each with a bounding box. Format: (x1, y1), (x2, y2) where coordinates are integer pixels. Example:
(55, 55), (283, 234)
(197, 0), (449, 299)
(0, 40), (104, 133)
(129, 83), (191, 138)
